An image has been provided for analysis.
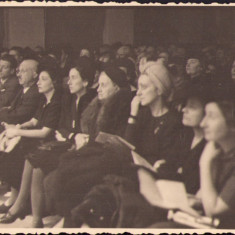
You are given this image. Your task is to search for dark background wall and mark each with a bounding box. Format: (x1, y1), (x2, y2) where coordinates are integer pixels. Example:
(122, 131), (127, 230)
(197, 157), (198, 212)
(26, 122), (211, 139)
(45, 7), (105, 51)
(0, 7), (235, 50)
(134, 7), (235, 46)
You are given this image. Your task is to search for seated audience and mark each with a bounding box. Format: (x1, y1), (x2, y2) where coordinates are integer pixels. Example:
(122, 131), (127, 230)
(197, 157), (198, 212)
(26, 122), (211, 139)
(43, 66), (132, 226)
(0, 55), (20, 109)
(69, 83), (213, 228)
(151, 84), (235, 229)
(0, 59), (96, 228)
(0, 61), (61, 226)
(0, 41), (234, 229)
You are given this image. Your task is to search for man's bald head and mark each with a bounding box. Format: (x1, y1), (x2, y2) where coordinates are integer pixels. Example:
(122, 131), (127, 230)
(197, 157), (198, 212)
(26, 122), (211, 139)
(17, 59), (39, 88)
(21, 59), (39, 73)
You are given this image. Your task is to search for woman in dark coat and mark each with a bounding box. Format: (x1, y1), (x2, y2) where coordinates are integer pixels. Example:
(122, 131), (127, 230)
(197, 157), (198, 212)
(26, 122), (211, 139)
(125, 60), (182, 177)
(43, 65), (133, 226)
(176, 84), (211, 194)
(0, 62), (62, 226)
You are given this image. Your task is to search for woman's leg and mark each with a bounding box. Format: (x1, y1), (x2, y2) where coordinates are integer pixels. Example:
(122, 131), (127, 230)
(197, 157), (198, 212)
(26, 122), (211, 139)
(31, 168), (45, 228)
(8, 160), (33, 215)
(4, 187), (18, 206)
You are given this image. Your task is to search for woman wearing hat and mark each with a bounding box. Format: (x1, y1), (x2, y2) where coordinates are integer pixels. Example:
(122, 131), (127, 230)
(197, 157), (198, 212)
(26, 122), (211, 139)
(43, 65), (133, 227)
(0, 61), (62, 225)
(125, 61), (182, 176)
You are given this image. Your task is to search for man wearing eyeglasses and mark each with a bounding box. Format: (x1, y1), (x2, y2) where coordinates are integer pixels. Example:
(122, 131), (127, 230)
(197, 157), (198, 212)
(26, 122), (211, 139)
(0, 59), (41, 128)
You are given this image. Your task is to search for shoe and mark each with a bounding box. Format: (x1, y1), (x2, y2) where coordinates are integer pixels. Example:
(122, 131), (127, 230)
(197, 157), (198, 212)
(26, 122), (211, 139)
(0, 204), (12, 214)
(0, 211), (26, 224)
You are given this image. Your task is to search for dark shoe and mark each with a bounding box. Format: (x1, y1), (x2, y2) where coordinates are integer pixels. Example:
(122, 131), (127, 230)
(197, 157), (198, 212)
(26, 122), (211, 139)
(0, 204), (12, 214)
(0, 211), (26, 224)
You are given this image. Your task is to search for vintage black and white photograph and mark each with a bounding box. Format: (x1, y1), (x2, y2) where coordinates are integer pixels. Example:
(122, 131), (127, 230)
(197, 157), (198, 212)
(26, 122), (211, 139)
(0, 4), (234, 232)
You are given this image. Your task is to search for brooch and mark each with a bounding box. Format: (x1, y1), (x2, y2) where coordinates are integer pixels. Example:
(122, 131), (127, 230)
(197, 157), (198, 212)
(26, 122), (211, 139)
(154, 121), (164, 135)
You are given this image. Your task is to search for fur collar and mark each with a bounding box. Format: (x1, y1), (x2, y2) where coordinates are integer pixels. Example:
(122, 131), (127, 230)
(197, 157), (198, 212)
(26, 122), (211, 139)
(81, 88), (131, 139)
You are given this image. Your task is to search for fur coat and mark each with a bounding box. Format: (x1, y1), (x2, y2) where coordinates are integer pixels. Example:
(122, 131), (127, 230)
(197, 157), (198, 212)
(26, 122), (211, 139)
(43, 88), (133, 218)
(80, 88), (132, 139)
(43, 142), (137, 218)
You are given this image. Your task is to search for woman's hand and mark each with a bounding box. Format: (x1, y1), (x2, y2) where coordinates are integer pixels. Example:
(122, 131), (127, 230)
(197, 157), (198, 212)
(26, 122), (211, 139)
(130, 96), (141, 117)
(2, 122), (21, 130)
(74, 133), (90, 150)
(5, 128), (19, 139)
(153, 159), (166, 172)
(199, 141), (221, 166)
(55, 130), (66, 142)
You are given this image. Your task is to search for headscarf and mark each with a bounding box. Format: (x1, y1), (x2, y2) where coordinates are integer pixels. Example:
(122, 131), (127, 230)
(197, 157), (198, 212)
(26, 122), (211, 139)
(139, 60), (173, 100)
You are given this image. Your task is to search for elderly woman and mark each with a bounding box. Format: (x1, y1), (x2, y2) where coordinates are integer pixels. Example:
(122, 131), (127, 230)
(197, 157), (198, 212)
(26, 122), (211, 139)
(125, 61), (182, 175)
(0, 60), (62, 225)
(43, 65), (132, 226)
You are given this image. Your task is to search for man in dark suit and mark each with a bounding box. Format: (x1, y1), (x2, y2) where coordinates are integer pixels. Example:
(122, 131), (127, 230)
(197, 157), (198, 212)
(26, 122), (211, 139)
(0, 59), (41, 126)
(0, 55), (20, 109)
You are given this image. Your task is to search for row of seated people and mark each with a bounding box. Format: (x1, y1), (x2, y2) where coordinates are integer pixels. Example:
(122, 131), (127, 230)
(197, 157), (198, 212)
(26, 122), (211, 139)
(0, 49), (233, 229)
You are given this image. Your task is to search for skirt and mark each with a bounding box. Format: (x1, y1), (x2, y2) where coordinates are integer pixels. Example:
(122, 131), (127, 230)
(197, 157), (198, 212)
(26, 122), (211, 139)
(25, 140), (72, 175)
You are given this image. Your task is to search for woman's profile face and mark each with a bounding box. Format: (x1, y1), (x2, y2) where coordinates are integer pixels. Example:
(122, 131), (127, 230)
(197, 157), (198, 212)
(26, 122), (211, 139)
(97, 72), (119, 100)
(68, 68), (87, 94)
(182, 98), (204, 128)
(37, 71), (54, 94)
(200, 102), (229, 142)
(137, 74), (158, 106)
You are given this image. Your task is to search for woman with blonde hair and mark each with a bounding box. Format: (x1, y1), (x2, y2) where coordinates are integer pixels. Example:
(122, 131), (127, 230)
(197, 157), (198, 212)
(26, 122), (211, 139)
(125, 60), (182, 176)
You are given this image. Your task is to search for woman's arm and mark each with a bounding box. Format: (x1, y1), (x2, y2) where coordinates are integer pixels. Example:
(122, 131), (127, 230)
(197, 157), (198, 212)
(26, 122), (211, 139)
(124, 96), (141, 144)
(199, 141), (229, 217)
(6, 126), (52, 139)
(2, 118), (38, 130)
(19, 118), (38, 129)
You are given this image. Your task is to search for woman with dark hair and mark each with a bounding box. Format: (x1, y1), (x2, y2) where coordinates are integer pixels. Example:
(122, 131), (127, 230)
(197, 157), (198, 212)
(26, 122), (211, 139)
(43, 65), (132, 227)
(198, 87), (235, 229)
(0, 61), (62, 226)
(151, 84), (235, 229)
(177, 84), (210, 194)
(0, 59), (96, 227)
